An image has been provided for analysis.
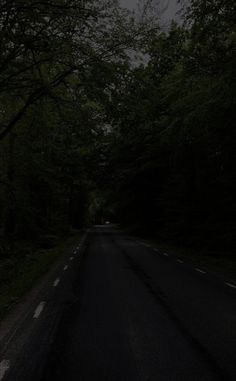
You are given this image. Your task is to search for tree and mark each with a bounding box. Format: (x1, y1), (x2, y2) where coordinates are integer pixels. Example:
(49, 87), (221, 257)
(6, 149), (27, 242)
(0, 0), (146, 141)
(104, 2), (236, 250)
(0, 0), (157, 249)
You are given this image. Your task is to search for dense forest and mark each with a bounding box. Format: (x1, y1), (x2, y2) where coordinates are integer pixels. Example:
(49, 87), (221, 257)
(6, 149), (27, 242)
(0, 0), (235, 258)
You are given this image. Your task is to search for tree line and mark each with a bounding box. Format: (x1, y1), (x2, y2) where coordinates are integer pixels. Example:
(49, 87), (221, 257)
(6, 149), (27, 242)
(0, 0), (235, 256)
(105, 0), (236, 251)
(0, 0), (151, 255)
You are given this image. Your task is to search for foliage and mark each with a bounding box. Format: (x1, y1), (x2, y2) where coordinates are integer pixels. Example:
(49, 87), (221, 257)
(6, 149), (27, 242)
(0, 0), (155, 251)
(106, 2), (236, 251)
(0, 0), (235, 256)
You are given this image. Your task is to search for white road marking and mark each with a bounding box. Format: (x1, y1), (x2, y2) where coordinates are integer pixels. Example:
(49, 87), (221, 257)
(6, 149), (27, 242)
(138, 241), (145, 245)
(63, 265), (68, 271)
(177, 259), (183, 264)
(164, 253), (169, 257)
(70, 257), (74, 261)
(33, 302), (46, 319)
(0, 360), (10, 380)
(195, 268), (206, 274)
(76, 246), (80, 250)
(53, 278), (60, 287)
(225, 282), (236, 289)
(154, 248), (159, 252)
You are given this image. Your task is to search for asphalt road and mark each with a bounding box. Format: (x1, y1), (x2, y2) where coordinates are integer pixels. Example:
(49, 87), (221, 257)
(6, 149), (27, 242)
(41, 226), (236, 381)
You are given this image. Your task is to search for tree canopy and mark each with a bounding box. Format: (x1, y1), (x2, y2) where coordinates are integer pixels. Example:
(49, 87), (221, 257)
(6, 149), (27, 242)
(0, 0), (235, 256)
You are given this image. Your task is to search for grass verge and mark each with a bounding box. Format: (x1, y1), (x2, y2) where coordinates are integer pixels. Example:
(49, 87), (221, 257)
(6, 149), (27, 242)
(0, 232), (81, 320)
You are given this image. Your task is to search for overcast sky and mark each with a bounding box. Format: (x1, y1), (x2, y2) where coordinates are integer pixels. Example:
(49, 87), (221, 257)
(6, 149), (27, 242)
(120, 0), (180, 22)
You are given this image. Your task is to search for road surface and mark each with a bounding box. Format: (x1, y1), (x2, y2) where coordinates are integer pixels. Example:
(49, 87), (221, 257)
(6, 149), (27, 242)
(41, 226), (236, 381)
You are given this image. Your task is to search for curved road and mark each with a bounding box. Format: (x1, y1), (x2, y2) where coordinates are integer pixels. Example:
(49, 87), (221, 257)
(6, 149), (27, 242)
(42, 226), (236, 381)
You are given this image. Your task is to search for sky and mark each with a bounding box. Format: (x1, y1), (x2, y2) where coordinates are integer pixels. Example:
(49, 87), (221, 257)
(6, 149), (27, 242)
(120, 0), (181, 22)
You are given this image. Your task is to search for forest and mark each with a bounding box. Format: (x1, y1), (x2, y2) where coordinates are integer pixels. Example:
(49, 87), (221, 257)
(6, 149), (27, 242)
(0, 0), (235, 261)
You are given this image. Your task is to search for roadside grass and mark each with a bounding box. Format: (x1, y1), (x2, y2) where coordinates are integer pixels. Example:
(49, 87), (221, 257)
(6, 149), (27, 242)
(0, 232), (81, 320)
(145, 238), (236, 282)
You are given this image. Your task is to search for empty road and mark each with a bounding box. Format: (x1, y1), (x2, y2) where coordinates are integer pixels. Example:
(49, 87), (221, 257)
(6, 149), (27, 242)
(42, 226), (236, 381)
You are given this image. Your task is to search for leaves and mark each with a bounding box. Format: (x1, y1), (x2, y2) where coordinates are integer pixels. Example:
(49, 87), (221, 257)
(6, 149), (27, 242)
(105, 2), (236, 249)
(0, 0), (157, 245)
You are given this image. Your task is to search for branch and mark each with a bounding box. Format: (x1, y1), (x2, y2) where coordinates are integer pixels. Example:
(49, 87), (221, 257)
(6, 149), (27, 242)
(0, 67), (74, 141)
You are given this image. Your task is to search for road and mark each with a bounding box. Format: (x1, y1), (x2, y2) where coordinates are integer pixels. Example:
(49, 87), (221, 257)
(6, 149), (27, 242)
(41, 226), (236, 381)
